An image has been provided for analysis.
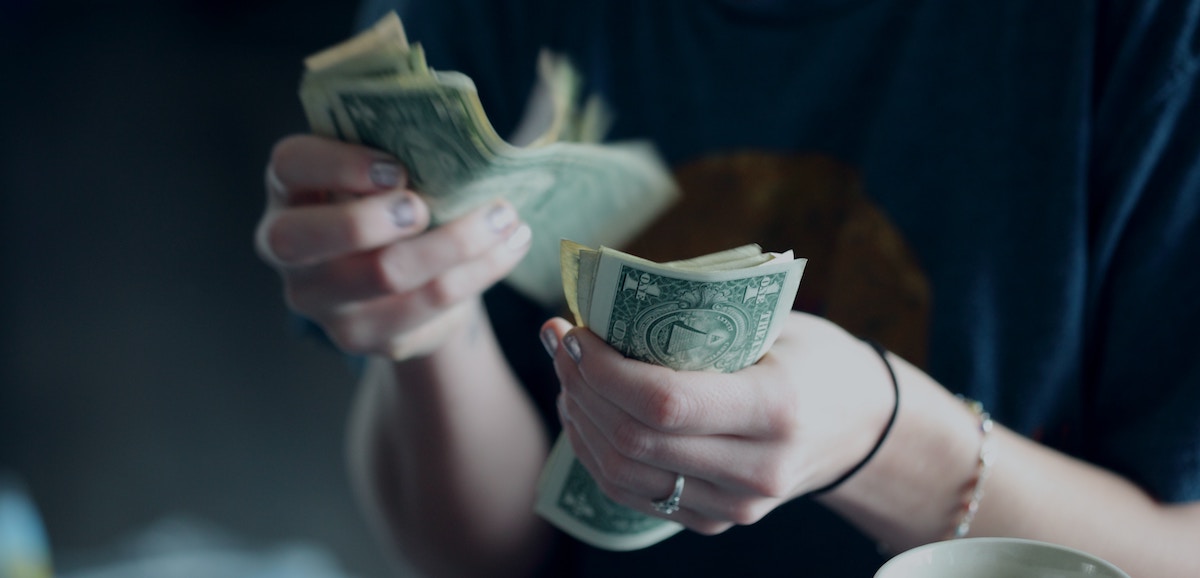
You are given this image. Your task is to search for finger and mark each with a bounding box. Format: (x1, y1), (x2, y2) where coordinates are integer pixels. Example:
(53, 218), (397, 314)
(308, 225), (532, 354)
(285, 201), (528, 308)
(559, 399), (737, 534)
(545, 320), (801, 498)
(257, 190), (430, 268)
(559, 388), (684, 499)
(560, 372), (787, 504)
(266, 135), (406, 206)
(559, 327), (778, 437)
(559, 363), (767, 483)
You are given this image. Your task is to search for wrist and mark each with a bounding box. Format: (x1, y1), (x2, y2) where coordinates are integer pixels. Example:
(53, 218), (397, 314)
(808, 340), (900, 496)
(384, 297), (517, 403)
(815, 354), (984, 551)
(387, 298), (488, 363)
(946, 397), (995, 539)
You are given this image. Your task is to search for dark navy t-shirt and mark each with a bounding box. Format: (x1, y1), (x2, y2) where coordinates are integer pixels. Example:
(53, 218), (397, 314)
(353, 1), (1200, 575)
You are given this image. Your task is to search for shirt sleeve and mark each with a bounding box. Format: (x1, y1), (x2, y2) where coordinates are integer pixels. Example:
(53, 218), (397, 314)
(1085, 0), (1200, 503)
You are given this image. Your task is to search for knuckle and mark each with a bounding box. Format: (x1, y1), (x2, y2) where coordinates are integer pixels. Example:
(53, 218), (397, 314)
(644, 381), (693, 432)
(268, 137), (300, 167)
(726, 501), (769, 526)
(764, 398), (800, 440)
(267, 136), (312, 183)
(260, 219), (301, 265)
(595, 452), (649, 497)
(421, 275), (466, 309)
(438, 210), (495, 261)
(611, 419), (655, 461)
(364, 252), (404, 294)
(332, 157), (365, 189)
(591, 468), (627, 501)
(743, 464), (789, 499)
(595, 449), (627, 486)
(332, 205), (373, 248)
(442, 225), (481, 262)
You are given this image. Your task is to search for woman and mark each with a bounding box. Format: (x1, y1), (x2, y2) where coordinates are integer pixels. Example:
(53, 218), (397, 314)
(257, 1), (1200, 575)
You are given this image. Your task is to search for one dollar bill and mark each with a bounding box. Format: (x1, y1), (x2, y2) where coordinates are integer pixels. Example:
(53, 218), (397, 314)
(536, 241), (806, 550)
(296, 13), (679, 307)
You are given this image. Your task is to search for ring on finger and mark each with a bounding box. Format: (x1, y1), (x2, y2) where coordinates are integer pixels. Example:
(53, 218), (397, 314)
(651, 473), (685, 515)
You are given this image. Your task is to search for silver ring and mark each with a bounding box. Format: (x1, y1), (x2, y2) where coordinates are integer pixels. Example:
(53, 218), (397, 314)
(651, 473), (685, 515)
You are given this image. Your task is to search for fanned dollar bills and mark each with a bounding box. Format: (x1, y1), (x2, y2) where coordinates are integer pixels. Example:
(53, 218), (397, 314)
(536, 240), (807, 550)
(298, 13), (678, 306)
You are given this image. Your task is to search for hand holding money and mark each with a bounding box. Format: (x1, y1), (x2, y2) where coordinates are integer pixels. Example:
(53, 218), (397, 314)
(536, 241), (807, 550)
(298, 12), (678, 306)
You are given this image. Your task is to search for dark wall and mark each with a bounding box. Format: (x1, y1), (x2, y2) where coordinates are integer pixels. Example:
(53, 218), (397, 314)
(0, 1), (395, 575)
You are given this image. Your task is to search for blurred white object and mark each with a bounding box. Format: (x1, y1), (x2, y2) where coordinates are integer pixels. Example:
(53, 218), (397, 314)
(875, 537), (1129, 578)
(58, 517), (359, 578)
(0, 473), (54, 578)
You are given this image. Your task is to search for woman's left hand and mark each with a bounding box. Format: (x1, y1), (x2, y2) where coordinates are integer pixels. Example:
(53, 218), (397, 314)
(540, 310), (896, 535)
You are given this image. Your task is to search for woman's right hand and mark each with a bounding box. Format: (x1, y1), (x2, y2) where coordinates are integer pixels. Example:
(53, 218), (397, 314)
(255, 134), (532, 360)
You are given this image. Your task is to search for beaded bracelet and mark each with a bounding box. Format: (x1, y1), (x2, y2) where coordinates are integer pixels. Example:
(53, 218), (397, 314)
(950, 397), (995, 538)
(809, 340), (900, 496)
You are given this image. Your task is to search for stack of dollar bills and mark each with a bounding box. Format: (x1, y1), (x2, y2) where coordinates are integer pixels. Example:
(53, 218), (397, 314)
(297, 12), (679, 306)
(535, 241), (806, 550)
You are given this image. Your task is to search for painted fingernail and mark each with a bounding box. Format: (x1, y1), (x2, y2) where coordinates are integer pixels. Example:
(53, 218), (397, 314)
(369, 161), (404, 188)
(506, 223), (532, 251)
(487, 203), (517, 234)
(563, 334), (582, 363)
(390, 196), (416, 228)
(540, 327), (559, 358)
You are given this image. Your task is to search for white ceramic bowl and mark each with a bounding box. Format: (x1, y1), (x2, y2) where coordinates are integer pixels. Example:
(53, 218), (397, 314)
(875, 538), (1130, 578)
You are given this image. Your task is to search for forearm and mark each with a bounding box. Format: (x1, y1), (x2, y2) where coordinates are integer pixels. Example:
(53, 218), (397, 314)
(819, 352), (1200, 577)
(347, 299), (552, 578)
(972, 429), (1200, 577)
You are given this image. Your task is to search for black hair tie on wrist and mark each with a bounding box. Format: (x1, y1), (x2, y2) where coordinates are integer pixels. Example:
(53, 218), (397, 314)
(808, 339), (900, 496)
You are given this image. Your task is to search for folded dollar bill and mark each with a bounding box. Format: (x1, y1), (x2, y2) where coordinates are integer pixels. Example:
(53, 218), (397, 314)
(297, 13), (679, 306)
(536, 241), (806, 550)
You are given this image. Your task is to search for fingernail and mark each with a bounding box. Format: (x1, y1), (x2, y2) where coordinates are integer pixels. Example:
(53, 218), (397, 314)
(390, 196), (416, 228)
(487, 203), (517, 234)
(369, 161), (404, 188)
(540, 327), (558, 358)
(506, 223), (532, 251)
(563, 334), (582, 363)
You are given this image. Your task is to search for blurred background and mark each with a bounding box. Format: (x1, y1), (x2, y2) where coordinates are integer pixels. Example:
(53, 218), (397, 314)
(0, 0), (399, 575)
